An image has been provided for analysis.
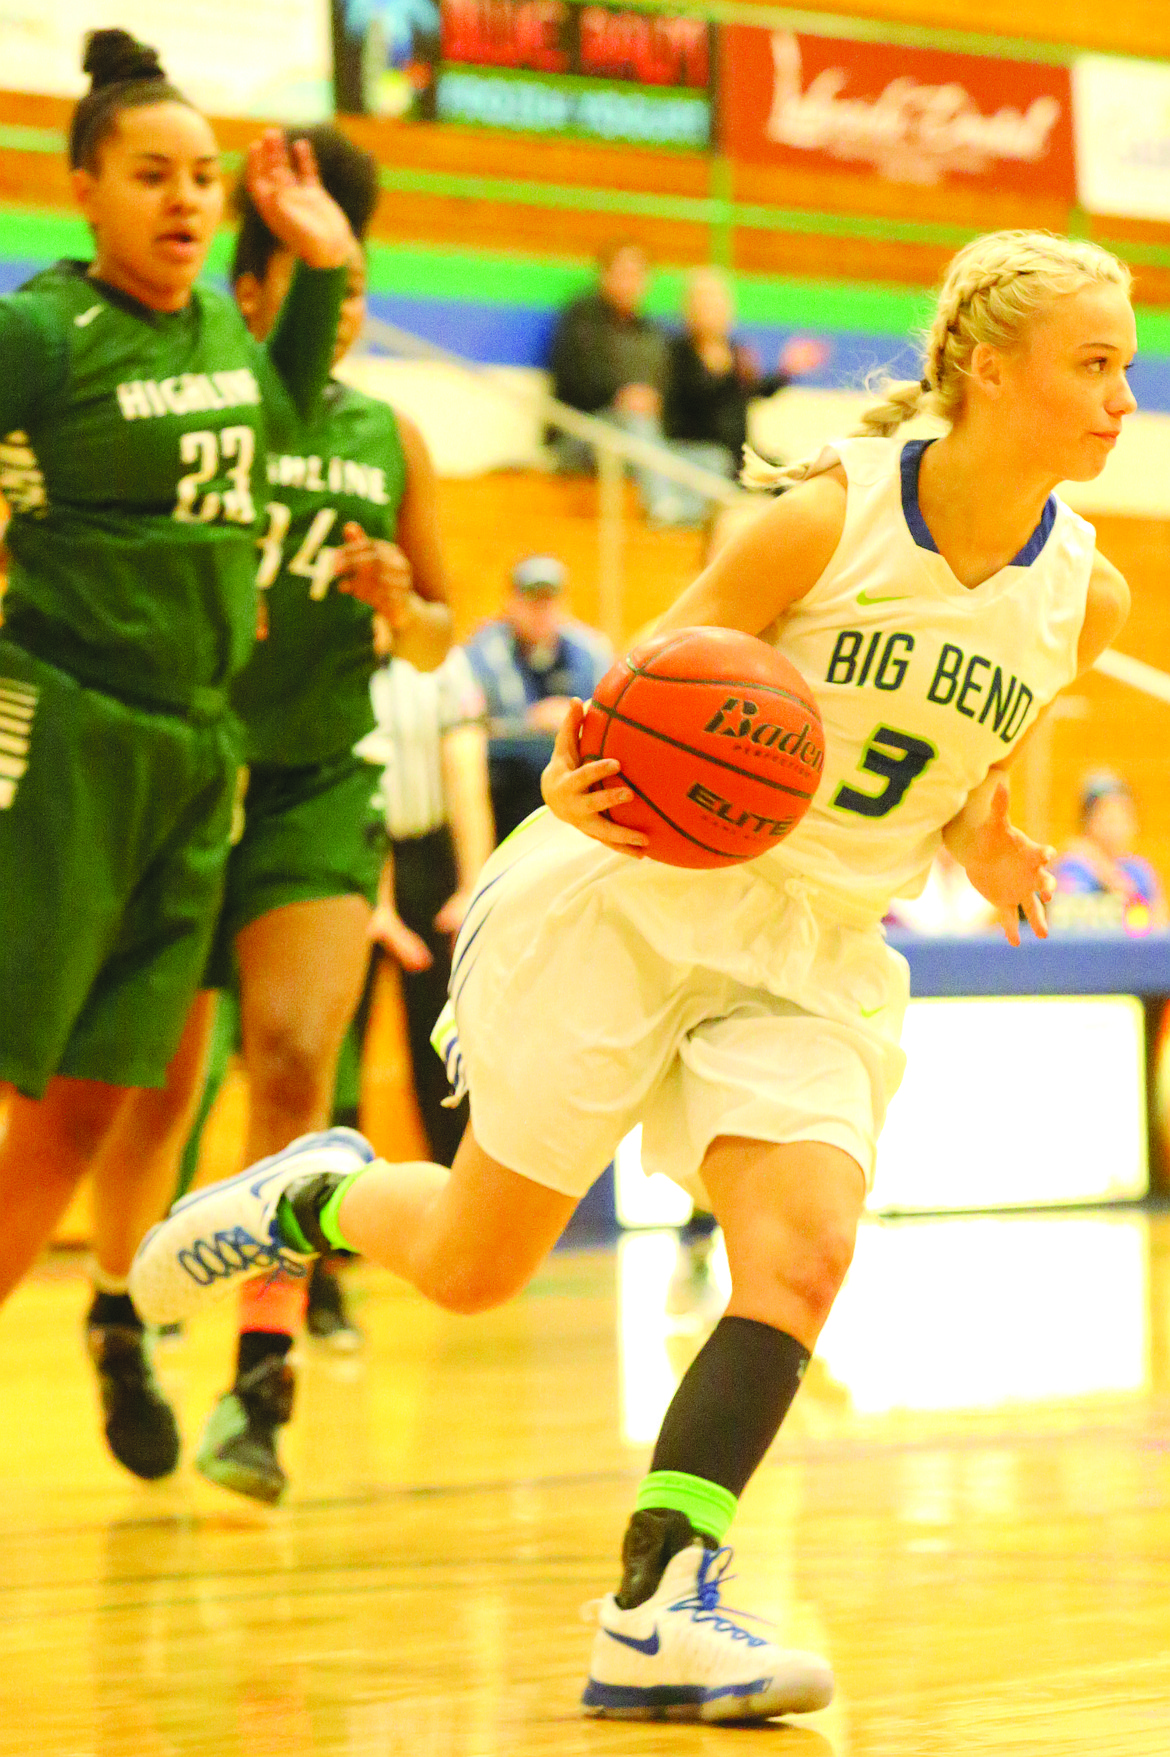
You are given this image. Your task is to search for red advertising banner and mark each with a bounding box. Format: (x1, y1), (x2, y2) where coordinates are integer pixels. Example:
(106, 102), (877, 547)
(721, 29), (1075, 197)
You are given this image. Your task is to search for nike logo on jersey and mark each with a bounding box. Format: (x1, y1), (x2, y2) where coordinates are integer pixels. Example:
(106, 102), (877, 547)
(857, 588), (910, 605)
(606, 1627), (661, 1655)
(74, 304), (103, 328)
(859, 1002), (886, 1018)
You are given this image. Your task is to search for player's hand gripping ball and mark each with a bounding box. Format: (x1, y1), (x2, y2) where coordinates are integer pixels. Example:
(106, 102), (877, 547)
(579, 627), (824, 869)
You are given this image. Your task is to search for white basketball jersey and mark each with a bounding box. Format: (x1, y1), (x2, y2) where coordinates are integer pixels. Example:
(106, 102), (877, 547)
(758, 435), (1095, 915)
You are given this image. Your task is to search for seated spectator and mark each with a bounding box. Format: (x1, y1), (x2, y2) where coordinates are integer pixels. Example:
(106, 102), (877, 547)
(1050, 769), (1167, 933)
(664, 267), (828, 476)
(550, 239), (666, 427)
(884, 847), (997, 935)
(548, 241), (698, 526)
(463, 554), (613, 838)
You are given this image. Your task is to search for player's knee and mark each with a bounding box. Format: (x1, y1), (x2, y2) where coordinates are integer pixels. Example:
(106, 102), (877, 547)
(248, 1025), (333, 1125)
(37, 1086), (125, 1167)
(415, 1254), (528, 1316)
(735, 1217), (856, 1332)
(781, 1224), (856, 1327)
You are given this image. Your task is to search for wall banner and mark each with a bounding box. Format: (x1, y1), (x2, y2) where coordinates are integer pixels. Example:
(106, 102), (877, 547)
(1073, 56), (1170, 222)
(336, 0), (715, 149)
(0, 1), (332, 120)
(721, 28), (1075, 197)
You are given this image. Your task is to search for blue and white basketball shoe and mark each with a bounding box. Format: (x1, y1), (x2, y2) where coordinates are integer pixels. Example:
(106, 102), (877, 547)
(128, 1129), (376, 1328)
(582, 1545), (833, 1722)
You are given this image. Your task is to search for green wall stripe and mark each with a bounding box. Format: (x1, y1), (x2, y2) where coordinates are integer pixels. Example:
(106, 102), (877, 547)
(376, 162), (982, 249)
(3, 115), (1170, 271)
(0, 203), (1166, 354)
(0, 207), (89, 256)
(361, 236), (937, 330)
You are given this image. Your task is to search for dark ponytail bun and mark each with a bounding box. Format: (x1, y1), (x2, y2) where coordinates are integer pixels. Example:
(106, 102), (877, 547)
(69, 28), (189, 169)
(82, 28), (167, 91)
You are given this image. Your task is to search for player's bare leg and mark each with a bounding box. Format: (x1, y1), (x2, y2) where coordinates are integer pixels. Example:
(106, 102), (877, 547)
(581, 1136), (855, 1720)
(236, 896), (372, 1157)
(0, 1076), (127, 1304)
(329, 1127), (577, 1311)
(196, 894), (372, 1502)
(89, 991), (216, 1282)
(81, 1003), (215, 1482)
(0, 1074), (186, 1480)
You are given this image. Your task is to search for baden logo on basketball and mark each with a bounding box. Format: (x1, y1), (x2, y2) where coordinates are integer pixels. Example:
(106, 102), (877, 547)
(703, 696), (825, 768)
(580, 627), (825, 870)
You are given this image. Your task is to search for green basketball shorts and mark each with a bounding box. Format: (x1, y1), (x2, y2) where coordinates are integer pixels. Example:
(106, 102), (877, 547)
(0, 639), (239, 1098)
(204, 749), (383, 988)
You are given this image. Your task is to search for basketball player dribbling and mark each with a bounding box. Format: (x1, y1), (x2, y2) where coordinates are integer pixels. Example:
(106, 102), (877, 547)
(132, 230), (1136, 1721)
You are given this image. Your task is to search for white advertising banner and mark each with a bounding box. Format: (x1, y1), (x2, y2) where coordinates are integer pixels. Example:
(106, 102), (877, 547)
(1073, 54), (1170, 221)
(0, 2), (332, 119)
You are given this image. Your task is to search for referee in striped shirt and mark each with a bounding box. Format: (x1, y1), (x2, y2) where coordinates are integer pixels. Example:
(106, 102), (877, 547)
(355, 644), (495, 1165)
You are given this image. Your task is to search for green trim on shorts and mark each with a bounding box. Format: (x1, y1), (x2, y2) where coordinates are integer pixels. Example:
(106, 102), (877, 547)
(635, 1470), (738, 1543)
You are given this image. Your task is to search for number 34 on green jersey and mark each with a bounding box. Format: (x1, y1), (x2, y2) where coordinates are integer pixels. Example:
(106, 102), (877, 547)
(256, 502), (339, 601)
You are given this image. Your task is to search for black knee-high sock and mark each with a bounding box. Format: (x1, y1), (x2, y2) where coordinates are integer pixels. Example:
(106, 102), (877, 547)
(650, 1314), (810, 1492)
(616, 1316), (810, 1607)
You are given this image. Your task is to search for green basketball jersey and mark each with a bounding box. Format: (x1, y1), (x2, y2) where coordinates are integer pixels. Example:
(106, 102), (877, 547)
(231, 379), (408, 764)
(0, 259), (343, 712)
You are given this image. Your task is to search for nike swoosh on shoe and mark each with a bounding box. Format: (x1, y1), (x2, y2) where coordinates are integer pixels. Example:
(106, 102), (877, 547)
(605, 1627), (661, 1655)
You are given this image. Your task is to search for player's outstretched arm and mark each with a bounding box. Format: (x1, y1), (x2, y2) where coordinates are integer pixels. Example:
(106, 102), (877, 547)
(654, 466), (847, 641)
(543, 467), (847, 852)
(245, 131), (353, 270)
(541, 699), (649, 854)
(944, 778), (1055, 947)
(249, 131), (355, 419)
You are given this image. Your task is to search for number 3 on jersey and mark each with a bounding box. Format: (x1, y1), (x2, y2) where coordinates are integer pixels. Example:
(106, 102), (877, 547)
(832, 725), (937, 819)
(256, 503), (339, 600)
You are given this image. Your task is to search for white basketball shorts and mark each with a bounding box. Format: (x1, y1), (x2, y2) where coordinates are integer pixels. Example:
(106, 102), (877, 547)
(438, 810), (909, 1203)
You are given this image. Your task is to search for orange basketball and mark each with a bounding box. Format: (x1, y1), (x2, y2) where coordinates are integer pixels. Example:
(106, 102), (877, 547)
(579, 627), (824, 869)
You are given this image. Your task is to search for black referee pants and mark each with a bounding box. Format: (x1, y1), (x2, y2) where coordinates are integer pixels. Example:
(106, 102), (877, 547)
(356, 825), (469, 1168)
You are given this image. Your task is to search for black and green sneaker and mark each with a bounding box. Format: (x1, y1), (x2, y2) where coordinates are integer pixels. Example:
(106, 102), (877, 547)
(195, 1355), (295, 1504)
(87, 1315), (181, 1481)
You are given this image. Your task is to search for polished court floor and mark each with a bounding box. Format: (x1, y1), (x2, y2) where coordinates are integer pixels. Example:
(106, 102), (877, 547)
(3, 1209), (1170, 1756)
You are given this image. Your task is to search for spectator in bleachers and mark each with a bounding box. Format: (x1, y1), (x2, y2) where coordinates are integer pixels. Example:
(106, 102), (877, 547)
(664, 267), (828, 479)
(1050, 769), (1167, 933)
(463, 554), (613, 838)
(549, 241), (696, 526)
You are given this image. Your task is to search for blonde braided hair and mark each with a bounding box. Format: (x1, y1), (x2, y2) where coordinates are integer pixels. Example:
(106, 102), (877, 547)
(743, 230), (1132, 491)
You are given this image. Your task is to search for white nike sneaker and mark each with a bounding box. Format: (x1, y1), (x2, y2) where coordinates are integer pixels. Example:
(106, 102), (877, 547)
(582, 1544), (833, 1722)
(128, 1128), (375, 1327)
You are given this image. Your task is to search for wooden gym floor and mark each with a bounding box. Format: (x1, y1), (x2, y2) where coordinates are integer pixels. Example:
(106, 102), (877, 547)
(3, 1208), (1170, 1756)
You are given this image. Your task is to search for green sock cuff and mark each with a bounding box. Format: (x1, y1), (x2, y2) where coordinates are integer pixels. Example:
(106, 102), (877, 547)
(317, 1169), (365, 1253)
(635, 1470), (738, 1543)
(275, 1196), (314, 1254)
